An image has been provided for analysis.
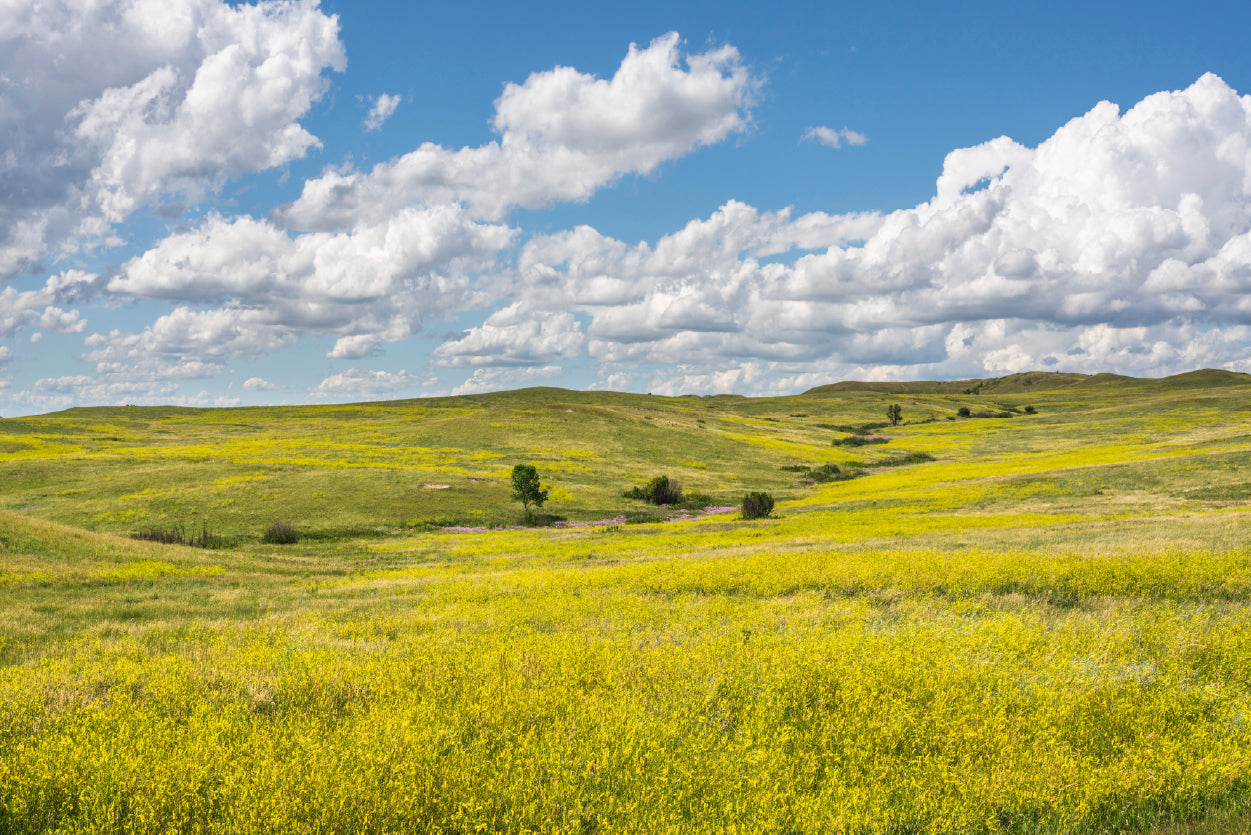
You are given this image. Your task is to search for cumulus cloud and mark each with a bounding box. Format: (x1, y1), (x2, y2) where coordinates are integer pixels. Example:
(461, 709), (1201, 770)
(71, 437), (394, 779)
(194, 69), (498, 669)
(474, 73), (1251, 391)
(275, 32), (758, 230)
(452, 365), (563, 396)
(312, 368), (431, 399)
(14, 375), (179, 412)
(0, 271), (99, 340)
(243, 376), (276, 391)
(96, 31), (754, 372)
(0, 0), (344, 280)
(364, 93), (402, 131)
(432, 304), (585, 367)
(107, 208), (515, 359)
(801, 126), (868, 148)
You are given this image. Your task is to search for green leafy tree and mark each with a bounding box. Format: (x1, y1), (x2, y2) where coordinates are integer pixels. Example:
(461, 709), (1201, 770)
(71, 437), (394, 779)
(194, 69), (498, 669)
(510, 464), (549, 522)
(886, 403), (903, 426)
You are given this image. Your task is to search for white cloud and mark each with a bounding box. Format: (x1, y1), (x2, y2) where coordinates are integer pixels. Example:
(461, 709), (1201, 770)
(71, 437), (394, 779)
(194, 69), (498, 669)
(107, 207), (515, 359)
(275, 32), (759, 230)
(0, 0), (344, 280)
(328, 334), (381, 359)
(0, 271), (100, 341)
(94, 32), (755, 372)
(312, 368), (431, 399)
(37, 306), (87, 334)
(490, 74), (1251, 391)
(243, 376), (276, 391)
(433, 304), (584, 367)
(802, 126), (868, 148)
(15, 375), (179, 412)
(364, 93), (402, 131)
(452, 365), (563, 396)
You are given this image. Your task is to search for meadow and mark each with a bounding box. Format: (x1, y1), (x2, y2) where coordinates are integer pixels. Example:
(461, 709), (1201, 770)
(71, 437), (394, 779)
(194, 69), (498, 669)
(3, 370), (1251, 832)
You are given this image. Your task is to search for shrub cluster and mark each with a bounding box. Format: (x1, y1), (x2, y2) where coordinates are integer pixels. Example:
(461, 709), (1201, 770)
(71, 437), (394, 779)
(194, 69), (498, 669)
(783, 463), (859, 484)
(864, 451), (937, 468)
(133, 526), (187, 545)
(133, 522), (229, 548)
(823, 421), (890, 434)
(833, 435), (890, 447)
(623, 475), (684, 505)
(262, 521), (299, 545)
(740, 492), (775, 519)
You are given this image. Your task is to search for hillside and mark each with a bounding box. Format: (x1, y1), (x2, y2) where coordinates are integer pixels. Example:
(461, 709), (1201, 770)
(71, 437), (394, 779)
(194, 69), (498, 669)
(4, 372), (1251, 832)
(803, 367), (1250, 396)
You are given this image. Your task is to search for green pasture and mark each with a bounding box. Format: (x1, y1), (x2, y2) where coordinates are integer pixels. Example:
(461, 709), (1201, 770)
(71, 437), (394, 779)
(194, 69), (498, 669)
(3, 370), (1251, 832)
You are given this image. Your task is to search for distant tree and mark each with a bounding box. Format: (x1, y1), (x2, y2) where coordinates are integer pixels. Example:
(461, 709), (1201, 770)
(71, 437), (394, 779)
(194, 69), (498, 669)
(510, 464), (549, 522)
(1024, 405), (1037, 414)
(886, 403), (903, 426)
(957, 406), (971, 418)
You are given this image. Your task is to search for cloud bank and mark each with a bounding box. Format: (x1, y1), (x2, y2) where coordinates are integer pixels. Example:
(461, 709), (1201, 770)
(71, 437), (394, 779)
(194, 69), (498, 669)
(478, 73), (1251, 394)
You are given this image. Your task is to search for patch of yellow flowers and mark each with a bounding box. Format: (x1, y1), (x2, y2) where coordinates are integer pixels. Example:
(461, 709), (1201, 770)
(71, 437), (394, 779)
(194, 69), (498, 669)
(3, 542), (1251, 832)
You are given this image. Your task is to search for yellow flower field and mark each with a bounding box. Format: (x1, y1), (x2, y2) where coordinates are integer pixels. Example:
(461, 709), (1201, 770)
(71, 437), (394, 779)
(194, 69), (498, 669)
(3, 375), (1251, 832)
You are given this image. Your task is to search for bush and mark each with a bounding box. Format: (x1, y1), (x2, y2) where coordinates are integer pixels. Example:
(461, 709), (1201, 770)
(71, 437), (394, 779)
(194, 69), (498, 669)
(133, 521), (229, 548)
(808, 463), (843, 483)
(741, 492), (775, 519)
(262, 521), (298, 544)
(957, 406), (971, 417)
(784, 463), (863, 484)
(624, 475), (683, 505)
(864, 451), (937, 468)
(833, 435), (889, 447)
(133, 525), (186, 545)
(1024, 405), (1036, 414)
(679, 491), (715, 510)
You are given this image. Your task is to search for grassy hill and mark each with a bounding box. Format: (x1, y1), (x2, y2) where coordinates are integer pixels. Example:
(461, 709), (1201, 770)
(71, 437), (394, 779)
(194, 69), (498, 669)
(3, 372), (1251, 832)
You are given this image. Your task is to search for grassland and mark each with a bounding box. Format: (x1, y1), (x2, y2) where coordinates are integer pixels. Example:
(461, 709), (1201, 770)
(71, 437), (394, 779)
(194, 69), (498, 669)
(3, 371), (1251, 832)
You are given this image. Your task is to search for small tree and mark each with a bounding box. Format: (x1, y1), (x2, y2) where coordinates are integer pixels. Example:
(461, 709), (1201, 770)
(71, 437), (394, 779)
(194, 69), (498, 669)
(957, 406), (971, 418)
(886, 403), (903, 426)
(507, 463), (547, 523)
(510, 463), (549, 522)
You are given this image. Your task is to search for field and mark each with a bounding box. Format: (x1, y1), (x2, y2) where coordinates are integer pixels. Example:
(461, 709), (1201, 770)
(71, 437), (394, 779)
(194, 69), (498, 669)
(3, 370), (1251, 832)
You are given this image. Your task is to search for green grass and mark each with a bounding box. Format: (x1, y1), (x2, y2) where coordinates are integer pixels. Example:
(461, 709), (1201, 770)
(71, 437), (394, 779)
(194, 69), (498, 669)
(4, 373), (1251, 831)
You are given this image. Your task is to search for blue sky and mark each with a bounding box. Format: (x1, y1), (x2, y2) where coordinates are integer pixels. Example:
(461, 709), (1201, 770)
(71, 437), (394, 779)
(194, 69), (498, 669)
(3, 0), (1251, 415)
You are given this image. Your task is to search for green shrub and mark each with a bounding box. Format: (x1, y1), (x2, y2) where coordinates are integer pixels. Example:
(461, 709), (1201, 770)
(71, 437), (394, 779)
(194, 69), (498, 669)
(133, 522), (229, 548)
(741, 492), (775, 519)
(957, 406), (971, 417)
(784, 463), (862, 484)
(624, 475), (684, 505)
(679, 491), (715, 509)
(864, 451), (937, 468)
(833, 435), (889, 447)
(262, 521), (298, 544)
(808, 463), (843, 483)
(133, 525), (186, 545)
(1024, 405), (1036, 414)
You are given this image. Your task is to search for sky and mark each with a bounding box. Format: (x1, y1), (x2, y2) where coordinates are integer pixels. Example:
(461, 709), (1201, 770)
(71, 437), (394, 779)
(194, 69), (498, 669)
(3, 0), (1251, 415)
